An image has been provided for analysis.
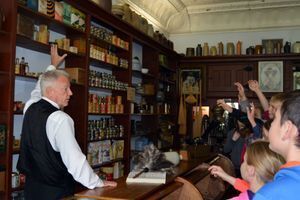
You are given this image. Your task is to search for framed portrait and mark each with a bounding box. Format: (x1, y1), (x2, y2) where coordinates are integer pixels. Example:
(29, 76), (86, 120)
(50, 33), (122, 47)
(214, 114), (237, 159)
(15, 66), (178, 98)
(293, 71), (300, 90)
(180, 69), (202, 94)
(258, 61), (283, 92)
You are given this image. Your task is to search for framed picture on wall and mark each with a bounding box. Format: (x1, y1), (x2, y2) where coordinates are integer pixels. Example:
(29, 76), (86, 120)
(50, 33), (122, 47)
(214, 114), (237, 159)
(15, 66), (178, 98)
(180, 69), (202, 94)
(293, 71), (300, 90)
(258, 61), (283, 92)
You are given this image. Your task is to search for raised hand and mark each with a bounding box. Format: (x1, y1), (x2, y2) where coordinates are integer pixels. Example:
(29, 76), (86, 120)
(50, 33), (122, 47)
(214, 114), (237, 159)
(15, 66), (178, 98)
(216, 99), (233, 113)
(234, 82), (247, 101)
(248, 80), (260, 92)
(50, 44), (67, 68)
(246, 102), (256, 126)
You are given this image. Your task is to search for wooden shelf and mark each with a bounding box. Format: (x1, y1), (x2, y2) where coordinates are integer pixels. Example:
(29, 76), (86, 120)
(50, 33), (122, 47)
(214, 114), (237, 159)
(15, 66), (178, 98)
(181, 53), (300, 63)
(159, 64), (176, 73)
(15, 74), (38, 82)
(0, 30), (9, 35)
(159, 79), (176, 85)
(89, 86), (127, 93)
(135, 92), (155, 97)
(132, 70), (156, 79)
(13, 111), (23, 115)
(13, 149), (20, 154)
(91, 158), (124, 169)
(11, 185), (24, 192)
(16, 34), (86, 57)
(131, 113), (157, 116)
(0, 71), (9, 76)
(88, 113), (129, 116)
(158, 113), (172, 116)
(88, 137), (124, 143)
(17, 4), (85, 35)
(89, 57), (128, 70)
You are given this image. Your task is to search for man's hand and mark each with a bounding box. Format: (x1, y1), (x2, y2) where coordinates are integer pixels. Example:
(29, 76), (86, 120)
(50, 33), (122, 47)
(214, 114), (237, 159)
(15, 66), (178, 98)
(234, 82), (247, 101)
(50, 44), (67, 68)
(102, 180), (117, 187)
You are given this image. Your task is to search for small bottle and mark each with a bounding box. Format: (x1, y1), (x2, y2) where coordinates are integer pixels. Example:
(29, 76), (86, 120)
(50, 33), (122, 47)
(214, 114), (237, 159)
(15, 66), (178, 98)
(24, 62), (29, 75)
(203, 43), (209, 56)
(284, 42), (291, 53)
(196, 44), (202, 56)
(218, 42), (224, 56)
(236, 41), (242, 55)
(276, 42), (281, 54)
(15, 58), (20, 74)
(20, 57), (25, 75)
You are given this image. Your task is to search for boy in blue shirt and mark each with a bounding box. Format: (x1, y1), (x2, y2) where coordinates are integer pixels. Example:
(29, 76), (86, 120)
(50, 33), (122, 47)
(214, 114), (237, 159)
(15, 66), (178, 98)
(254, 92), (300, 200)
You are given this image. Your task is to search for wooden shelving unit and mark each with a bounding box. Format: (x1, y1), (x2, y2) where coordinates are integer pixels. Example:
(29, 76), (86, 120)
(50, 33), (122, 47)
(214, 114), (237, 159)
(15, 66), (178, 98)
(1, 0), (179, 199)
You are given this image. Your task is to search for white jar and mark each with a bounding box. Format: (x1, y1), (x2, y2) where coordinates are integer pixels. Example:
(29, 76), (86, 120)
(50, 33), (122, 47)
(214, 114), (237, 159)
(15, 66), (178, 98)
(293, 41), (300, 53)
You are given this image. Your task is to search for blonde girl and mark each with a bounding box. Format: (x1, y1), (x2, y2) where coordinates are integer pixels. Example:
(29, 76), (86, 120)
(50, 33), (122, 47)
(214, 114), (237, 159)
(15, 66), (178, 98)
(209, 140), (284, 200)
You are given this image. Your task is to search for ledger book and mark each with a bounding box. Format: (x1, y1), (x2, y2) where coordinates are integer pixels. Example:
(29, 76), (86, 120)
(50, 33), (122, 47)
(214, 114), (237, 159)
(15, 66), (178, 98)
(126, 171), (166, 184)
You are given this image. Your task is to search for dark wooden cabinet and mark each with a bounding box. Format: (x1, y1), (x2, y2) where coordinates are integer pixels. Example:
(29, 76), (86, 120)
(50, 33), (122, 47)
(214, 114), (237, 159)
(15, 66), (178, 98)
(206, 62), (256, 95)
(180, 54), (300, 105)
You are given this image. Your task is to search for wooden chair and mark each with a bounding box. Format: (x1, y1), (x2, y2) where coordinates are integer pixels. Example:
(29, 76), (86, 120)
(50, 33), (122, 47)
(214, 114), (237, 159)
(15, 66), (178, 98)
(162, 177), (203, 200)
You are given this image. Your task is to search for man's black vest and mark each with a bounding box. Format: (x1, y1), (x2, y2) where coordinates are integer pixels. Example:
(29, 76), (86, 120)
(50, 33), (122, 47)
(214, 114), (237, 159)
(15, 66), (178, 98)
(17, 99), (75, 199)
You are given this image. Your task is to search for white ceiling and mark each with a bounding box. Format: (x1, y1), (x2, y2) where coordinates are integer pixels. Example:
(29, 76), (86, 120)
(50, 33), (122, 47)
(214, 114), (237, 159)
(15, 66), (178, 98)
(114, 0), (300, 36)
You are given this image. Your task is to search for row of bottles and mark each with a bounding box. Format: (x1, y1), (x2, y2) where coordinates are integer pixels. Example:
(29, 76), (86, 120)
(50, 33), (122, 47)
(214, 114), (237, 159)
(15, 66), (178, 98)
(88, 118), (124, 141)
(90, 44), (129, 68)
(187, 41), (300, 56)
(15, 57), (29, 76)
(89, 70), (128, 91)
(88, 94), (124, 114)
(189, 42), (240, 56)
(90, 25), (129, 50)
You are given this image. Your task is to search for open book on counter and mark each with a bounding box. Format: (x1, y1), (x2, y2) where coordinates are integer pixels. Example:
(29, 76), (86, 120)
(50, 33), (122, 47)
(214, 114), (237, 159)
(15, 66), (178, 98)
(126, 171), (166, 184)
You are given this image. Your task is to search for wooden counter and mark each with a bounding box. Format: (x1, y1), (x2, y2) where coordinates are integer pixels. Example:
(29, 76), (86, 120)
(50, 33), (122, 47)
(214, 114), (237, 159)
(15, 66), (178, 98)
(74, 154), (216, 200)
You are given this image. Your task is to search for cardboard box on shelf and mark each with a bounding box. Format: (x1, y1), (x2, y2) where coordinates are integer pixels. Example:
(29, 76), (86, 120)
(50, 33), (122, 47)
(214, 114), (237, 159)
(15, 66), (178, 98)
(64, 68), (85, 85)
(17, 14), (34, 39)
(73, 38), (86, 54)
(63, 2), (71, 25)
(54, 1), (64, 21)
(38, 0), (47, 15)
(71, 7), (86, 31)
(143, 84), (155, 95)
